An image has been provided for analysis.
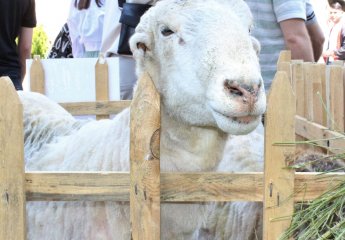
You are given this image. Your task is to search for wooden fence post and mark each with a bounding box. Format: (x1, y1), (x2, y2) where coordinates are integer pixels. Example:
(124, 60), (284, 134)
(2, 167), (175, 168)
(292, 62), (304, 117)
(303, 63), (314, 121)
(0, 77), (26, 240)
(328, 65), (344, 132)
(263, 72), (296, 240)
(130, 73), (160, 240)
(95, 54), (109, 120)
(291, 60), (308, 152)
(276, 51), (292, 85)
(312, 64), (327, 153)
(30, 55), (45, 94)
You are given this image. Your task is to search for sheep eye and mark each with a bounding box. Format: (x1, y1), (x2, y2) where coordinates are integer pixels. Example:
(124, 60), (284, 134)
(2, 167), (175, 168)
(161, 27), (174, 36)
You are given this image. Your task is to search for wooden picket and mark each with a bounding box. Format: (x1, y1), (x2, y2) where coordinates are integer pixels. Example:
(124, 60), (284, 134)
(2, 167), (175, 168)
(29, 54), (116, 118)
(30, 55), (45, 94)
(2, 51), (345, 240)
(0, 77), (26, 240)
(130, 73), (161, 240)
(329, 65), (344, 132)
(95, 54), (110, 120)
(263, 72), (295, 239)
(276, 50), (345, 154)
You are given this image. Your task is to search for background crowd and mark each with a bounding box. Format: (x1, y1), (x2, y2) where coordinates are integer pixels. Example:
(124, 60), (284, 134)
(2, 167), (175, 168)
(1, 0), (345, 96)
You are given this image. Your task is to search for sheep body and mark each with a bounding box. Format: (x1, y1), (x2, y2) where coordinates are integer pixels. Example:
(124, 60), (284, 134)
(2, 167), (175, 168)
(23, 0), (266, 239)
(22, 92), (264, 239)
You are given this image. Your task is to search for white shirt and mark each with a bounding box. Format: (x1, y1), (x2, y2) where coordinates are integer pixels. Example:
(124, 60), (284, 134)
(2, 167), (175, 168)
(68, 0), (105, 57)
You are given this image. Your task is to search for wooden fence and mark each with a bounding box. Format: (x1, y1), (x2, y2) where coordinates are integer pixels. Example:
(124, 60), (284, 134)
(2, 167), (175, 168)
(1, 52), (345, 240)
(277, 51), (345, 155)
(29, 55), (131, 118)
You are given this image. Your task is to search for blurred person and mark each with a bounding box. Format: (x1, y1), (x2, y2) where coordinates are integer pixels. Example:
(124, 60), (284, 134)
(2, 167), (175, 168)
(68, 0), (105, 58)
(100, 0), (153, 100)
(245, 0), (324, 92)
(306, 0), (326, 62)
(323, 1), (345, 63)
(48, 23), (73, 59)
(0, 0), (36, 90)
(307, 19), (326, 62)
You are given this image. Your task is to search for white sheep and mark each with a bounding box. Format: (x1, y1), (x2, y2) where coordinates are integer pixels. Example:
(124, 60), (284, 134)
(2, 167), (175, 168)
(22, 0), (266, 239)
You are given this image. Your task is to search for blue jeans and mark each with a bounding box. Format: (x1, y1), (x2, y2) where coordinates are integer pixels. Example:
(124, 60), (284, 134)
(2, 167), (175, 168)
(0, 69), (22, 90)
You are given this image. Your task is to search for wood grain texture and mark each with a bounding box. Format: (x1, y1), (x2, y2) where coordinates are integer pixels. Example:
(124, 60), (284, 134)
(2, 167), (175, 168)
(59, 100), (131, 115)
(295, 115), (345, 154)
(292, 62), (305, 117)
(319, 64), (327, 126)
(277, 62), (291, 84)
(95, 56), (110, 120)
(25, 172), (130, 201)
(24, 172), (345, 202)
(263, 72), (296, 240)
(30, 55), (45, 94)
(329, 65), (344, 131)
(130, 73), (160, 240)
(312, 64), (324, 125)
(303, 63), (314, 121)
(310, 64), (326, 153)
(0, 77), (26, 240)
(292, 61), (311, 152)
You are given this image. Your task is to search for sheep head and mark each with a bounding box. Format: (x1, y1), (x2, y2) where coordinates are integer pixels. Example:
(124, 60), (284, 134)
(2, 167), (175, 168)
(130, 0), (266, 135)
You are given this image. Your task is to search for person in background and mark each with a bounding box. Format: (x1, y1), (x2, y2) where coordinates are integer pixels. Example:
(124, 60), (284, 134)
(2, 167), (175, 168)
(100, 0), (153, 100)
(0, 0), (36, 90)
(245, 0), (324, 92)
(306, 0), (326, 62)
(68, 0), (105, 58)
(323, 1), (345, 63)
(48, 23), (73, 59)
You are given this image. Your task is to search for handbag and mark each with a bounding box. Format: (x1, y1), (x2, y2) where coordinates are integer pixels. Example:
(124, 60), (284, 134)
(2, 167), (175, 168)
(118, 0), (152, 55)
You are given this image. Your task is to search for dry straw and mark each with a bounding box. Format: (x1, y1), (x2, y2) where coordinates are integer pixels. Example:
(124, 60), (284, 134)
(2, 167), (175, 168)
(278, 139), (345, 239)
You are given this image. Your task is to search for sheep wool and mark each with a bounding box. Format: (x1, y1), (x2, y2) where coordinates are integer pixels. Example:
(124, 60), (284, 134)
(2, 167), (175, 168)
(23, 0), (267, 239)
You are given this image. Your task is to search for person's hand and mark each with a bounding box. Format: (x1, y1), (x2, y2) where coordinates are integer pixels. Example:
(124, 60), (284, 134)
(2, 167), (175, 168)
(323, 50), (335, 57)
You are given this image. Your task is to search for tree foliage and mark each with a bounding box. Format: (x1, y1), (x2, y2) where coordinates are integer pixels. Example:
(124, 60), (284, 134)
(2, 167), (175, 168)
(31, 25), (49, 58)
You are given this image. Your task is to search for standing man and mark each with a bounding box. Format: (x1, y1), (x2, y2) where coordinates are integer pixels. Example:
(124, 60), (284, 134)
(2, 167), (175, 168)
(0, 0), (36, 90)
(245, 0), (324, 92)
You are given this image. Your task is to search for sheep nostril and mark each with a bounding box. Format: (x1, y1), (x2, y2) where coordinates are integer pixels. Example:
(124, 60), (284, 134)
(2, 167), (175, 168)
(230, 87), (243, 96)
(224, 81), (243, 97)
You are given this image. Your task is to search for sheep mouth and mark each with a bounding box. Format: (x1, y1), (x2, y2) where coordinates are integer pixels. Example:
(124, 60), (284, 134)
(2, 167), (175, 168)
(230, 115), (257, 124)
(214, 110), (259, 124)
(217, 112), (258, 124)
(210, 108), (261, 134)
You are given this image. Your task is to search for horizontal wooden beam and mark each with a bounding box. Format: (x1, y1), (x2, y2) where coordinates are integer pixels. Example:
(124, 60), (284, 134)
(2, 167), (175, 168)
(25, 172), (345, 202)
(59, 101), (131, 115)
(295, 115), (345, 154)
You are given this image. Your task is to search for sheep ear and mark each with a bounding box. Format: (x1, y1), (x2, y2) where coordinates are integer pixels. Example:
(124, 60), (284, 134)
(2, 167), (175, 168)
(129, 32), (152, 57)
(136, 42), (149, 52)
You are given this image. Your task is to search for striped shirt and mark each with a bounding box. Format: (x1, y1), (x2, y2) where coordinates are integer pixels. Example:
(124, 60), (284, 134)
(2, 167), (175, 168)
(245, 0), (315, 91)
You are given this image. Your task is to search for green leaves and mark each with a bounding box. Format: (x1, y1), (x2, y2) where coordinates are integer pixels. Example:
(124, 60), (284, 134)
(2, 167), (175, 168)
(31, 25), (49, 58)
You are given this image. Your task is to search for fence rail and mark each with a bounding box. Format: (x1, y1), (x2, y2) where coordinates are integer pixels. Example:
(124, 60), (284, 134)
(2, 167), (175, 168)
(1, 51), (345, 239)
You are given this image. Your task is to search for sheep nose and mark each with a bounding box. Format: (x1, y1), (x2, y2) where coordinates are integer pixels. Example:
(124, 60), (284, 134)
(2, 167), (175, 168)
(224, 80), (261, 111)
